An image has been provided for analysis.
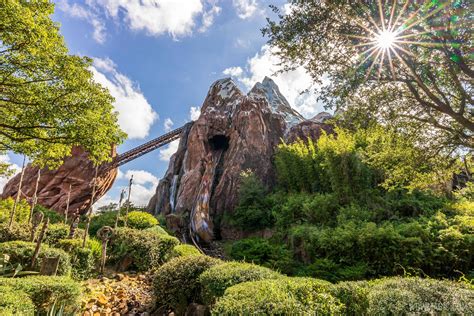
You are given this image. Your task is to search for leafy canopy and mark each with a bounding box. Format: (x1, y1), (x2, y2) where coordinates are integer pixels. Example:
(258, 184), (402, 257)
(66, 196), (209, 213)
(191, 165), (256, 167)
(0, 1), (126, 167)
(264, 0), (473, 150)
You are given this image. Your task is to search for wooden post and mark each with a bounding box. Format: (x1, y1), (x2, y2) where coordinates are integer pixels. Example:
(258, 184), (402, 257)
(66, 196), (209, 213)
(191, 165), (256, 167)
(97, 226), (114, 275)
(31, 217), (49, 269)
(64, 184), (72, 224)
(29, 169), (41, 224)
(69, 214), (80, 239)
(83, 166), (98, 248)
(123, 175), (133, 227)
(114, 189), (126, 229)
(8, 156), (26, 228)
(30, 211), (44, 242)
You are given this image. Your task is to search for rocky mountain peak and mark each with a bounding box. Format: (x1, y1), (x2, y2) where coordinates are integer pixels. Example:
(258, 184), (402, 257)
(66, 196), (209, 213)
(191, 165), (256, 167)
(202, 78), (243, 113)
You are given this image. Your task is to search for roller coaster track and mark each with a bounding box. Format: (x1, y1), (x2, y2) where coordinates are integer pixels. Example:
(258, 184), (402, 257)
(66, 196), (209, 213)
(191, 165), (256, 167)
(107, 122), (192, 170)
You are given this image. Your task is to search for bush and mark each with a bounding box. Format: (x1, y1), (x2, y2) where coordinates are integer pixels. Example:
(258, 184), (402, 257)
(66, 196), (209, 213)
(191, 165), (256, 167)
(0, 198), (30, 224)
(367, 277), (474, 315)
(89, 210), (121, 237)
(199, 261), (282, 305)
(58, 238), (101, 279)
(211, 277), (343, 315)
(331, 280), (371, 315)
(126, 211), (158, 229)
(0, 241), (71, 276)
(0, 276), (81, 314)
(109, 227), (179, 271)
(229, 237), (294, 274)
(34, 205), (64, 224)
(145, 225), (169, 235)
(171, 244), (201, 258)
(0, 222), (30, 242)
(0, 285), (35, 315)
(43, 223), (70, 247)
(153, 255), (222, 314)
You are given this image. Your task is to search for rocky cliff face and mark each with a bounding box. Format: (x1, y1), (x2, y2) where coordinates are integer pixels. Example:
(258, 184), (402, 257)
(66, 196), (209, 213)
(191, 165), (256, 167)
(1, 147), (117, 216)
(147, 77), (331, 243)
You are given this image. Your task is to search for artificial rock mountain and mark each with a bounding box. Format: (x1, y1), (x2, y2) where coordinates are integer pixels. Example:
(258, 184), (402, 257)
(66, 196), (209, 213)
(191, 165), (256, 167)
(1, 147), (117, 216)
(147, 77), (332, 243)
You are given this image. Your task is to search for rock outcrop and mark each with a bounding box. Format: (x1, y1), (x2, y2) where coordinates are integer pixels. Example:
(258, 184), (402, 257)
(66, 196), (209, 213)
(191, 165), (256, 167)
(147, 77), (332, 243)
(286, 112), (334, 144)
(1, 147), (117, 216)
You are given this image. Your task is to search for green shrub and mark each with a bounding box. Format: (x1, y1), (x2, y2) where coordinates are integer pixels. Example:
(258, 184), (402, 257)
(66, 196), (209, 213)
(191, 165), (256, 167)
(0, 276), (81, 314)
(0, 222), (30, 242)
(145, 225), (169, 235)
(109, 227), (179, 271)
(199, 261), (282, 305)
(229, 237), (294, 274)
(0, 285), (35, 315)
(34, 205), (64, 224)
(43, 223), (69, 247)
(171, 244), (201, 258)
(126, 211), (158, 229)
(331, 280), (371, 315)
(366, 277), (474, 315)
(212, 277), (343, 315)
(0, 241), (71, 276)
(0, 198), (30, 224)
(58, 238), (101, 279)
(89, 210), (121, 237)
(153, 255), (222, 314)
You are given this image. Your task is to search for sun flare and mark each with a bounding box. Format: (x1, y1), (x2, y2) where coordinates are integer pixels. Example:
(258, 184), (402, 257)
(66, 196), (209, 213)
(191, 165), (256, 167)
(375, 30), (397, 49)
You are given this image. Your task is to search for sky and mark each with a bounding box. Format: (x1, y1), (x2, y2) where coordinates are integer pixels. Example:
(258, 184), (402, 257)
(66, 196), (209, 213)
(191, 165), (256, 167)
(1, 0), (326, 209)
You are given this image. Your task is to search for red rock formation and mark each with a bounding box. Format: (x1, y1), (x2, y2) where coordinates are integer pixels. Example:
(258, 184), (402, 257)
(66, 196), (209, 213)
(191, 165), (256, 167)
(1, 147), (117, 216)
(147, 77), (320, 242)
(286, 112), (334, 144)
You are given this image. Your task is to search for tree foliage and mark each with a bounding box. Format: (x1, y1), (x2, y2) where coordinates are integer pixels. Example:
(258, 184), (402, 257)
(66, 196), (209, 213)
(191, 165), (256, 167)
(264, 0), (473, 150)
(0, 1), (125, 167)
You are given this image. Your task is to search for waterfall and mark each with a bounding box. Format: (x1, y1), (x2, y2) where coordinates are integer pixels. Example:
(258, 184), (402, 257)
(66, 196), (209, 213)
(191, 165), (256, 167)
(169, 175), (179, 213)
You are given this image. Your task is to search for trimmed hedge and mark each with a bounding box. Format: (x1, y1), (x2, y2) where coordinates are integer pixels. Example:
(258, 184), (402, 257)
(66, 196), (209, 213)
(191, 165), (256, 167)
(145, 225), (169, 235)
(0, 222), (30, 243)
(331, 280), (371, 315)
(57, 238), (102, 279)
(0, 276), (81, 314)
(212, 277), (343, 315)
(171, 244), (201, 258)
(367, 277), (474, 315)
(126, 211), (158, 229)
(0, 285), (35, 315)
(153, 255), (222, 314)
(199, 261), (283, 305)
(0, 241), (71, 276)
(109, 227), (179, 271)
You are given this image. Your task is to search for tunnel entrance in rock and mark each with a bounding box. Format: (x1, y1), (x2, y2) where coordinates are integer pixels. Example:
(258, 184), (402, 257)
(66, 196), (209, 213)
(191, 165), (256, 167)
(209, 135), (229, 151)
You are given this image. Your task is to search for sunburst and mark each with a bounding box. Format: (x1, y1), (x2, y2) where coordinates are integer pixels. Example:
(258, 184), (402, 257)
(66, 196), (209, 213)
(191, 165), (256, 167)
(347, 0), (457, 81)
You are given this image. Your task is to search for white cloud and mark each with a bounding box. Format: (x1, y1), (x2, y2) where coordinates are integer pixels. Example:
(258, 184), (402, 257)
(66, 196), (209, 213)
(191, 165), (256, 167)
(222, 45), (326, 118)
(223, 66), (243, 77)
(90, 57), (158, 139)
(199, 2), (222, 33)
(189, 106), (201, 121)
(57, 0), (106, 43)
(159, 140), (179, 161)
(163, 118), (174, 132)
(0, 155), (21, 193)
(232, 0), (259, 19)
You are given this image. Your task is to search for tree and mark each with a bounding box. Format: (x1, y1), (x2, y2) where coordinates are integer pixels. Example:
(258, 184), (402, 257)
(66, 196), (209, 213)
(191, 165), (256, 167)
(264, 0), (473, 150)
(0, 1), (126, 168)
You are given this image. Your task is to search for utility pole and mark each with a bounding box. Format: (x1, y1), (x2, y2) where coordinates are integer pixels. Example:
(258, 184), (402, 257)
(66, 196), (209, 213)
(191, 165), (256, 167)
(83, 166), (98, 248)
(9, 156), (26, 228)
(64, 184), (72, 224)
(114, 188), (126, 229)
(123, 175), (133, 227)
(29, 169), (41, 224)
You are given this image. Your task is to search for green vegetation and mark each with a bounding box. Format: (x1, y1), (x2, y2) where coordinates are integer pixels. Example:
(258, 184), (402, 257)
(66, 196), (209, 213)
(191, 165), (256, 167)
(126, 210), (159, 229)
(153, 255), (222, 314)
(171, 244), (201, 258)
(57, 238), (102, 280)
(0, 276), (82, 314)
(0, 241), (71, 276)
(109, 227), (179, 271)
(0, 285), (35, 315)
(199, 261), (282, 305)
(0, 222), (30, 243)
(0, 198), (30, 224)
(0, 1), (125, 167)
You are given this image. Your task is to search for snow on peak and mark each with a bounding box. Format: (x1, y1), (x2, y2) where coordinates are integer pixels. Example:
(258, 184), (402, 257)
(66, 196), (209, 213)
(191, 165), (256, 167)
(249, 77), (304, 127)
(210, 78), (242, 100)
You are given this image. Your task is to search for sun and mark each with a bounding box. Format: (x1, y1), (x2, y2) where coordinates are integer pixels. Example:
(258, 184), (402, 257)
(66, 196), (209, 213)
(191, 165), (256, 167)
(375, 30), (397, 49)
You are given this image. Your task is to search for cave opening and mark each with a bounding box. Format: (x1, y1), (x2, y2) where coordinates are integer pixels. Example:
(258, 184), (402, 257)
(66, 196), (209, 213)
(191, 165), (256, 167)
(208, 135), (229, 151)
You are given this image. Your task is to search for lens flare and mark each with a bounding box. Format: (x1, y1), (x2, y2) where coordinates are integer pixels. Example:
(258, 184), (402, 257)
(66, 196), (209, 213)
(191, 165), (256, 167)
(376, 30), (396, 49)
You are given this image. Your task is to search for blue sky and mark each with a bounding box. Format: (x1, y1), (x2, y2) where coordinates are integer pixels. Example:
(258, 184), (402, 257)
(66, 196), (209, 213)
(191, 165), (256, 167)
(1, 0), (325, 208)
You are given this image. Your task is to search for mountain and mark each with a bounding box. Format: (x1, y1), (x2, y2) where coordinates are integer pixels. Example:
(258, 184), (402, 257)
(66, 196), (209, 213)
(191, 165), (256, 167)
(147, 77), (332, 243)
